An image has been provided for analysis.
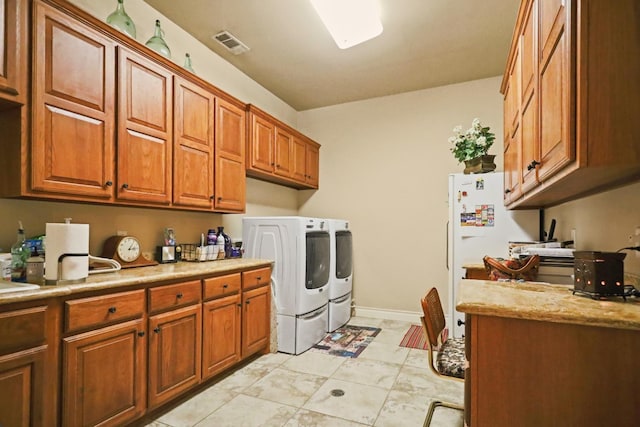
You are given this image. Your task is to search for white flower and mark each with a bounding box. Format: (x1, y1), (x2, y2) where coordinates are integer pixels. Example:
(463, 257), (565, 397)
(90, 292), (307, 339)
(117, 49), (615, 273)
(472, 118), (481, 129)
(453, 125), (462, 133)
(477, 136), (486, 146)
(448, 136), (457, 144)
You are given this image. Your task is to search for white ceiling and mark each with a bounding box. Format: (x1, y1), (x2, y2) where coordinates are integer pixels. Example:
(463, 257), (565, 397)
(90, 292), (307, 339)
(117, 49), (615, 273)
(144, 0), (520, 111)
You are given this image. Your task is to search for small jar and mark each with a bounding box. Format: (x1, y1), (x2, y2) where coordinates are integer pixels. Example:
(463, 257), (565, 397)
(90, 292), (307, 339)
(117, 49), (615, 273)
(26, 255), (45, 285)
(206, 229), (217, 245)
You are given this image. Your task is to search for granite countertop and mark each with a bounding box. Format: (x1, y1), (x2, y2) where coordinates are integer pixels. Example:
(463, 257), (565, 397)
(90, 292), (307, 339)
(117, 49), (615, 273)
(456, 279), (640, 331)
(0, 258), (273, 305)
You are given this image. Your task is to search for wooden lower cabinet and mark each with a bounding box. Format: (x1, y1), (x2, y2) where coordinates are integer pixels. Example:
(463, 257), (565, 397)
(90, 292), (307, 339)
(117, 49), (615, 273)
(202, 293), (241, 379)
(0, 346), (46, 427)
(62, 318), (146, 427)
(241, 285), (270, 358)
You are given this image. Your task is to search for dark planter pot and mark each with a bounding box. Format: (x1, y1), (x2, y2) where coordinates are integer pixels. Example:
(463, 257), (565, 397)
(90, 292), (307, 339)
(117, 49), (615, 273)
(463, 154), (496, 174)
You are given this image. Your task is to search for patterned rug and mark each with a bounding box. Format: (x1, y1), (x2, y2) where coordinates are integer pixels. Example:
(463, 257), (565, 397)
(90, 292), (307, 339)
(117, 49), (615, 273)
(310, 325), (381, 358)
(398, 324), (430, 350)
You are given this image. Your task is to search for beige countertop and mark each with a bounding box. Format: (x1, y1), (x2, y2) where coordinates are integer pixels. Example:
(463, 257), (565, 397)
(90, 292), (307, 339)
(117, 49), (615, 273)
(456, 279), (640, 331)
(0, 258), (273, 305)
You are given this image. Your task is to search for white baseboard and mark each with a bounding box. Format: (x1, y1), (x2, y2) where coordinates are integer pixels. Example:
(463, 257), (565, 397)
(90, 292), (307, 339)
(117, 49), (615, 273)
(354, 306), (422, 323)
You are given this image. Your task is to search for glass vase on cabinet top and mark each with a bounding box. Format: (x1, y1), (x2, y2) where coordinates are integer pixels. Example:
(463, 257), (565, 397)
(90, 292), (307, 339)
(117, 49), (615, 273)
(106, 0), (137, 39)
(145, 19), (171, 58)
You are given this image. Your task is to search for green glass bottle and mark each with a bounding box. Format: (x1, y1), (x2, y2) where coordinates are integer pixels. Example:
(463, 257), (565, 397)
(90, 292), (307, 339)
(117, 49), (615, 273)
(145, 20), (171, 58)
(184, 53), (195, 74)
(10, 222), (30, 283)
(106, 0), (137, 39)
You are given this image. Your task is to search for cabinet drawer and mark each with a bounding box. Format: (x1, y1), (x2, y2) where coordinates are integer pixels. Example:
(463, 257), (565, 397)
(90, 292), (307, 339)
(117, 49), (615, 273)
(242, 267), (271, 290)
(148, 280), (201, 313)
(0, 306), (47, 354)
(65, 289), (145, 333)
(203, 273), (241, 300)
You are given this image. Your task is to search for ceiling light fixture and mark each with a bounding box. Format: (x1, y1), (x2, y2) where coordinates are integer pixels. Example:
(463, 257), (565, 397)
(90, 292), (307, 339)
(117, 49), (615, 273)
(310, 0), (383, 49)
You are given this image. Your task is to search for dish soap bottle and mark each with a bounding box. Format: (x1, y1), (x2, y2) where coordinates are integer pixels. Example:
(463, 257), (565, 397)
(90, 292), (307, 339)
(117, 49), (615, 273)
(217, 226), (231, 259)
(10, 221), (30, 282)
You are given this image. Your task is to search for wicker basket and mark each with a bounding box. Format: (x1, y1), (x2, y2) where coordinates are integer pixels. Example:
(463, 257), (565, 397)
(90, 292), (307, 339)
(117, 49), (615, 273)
(181, 244), (222, 262)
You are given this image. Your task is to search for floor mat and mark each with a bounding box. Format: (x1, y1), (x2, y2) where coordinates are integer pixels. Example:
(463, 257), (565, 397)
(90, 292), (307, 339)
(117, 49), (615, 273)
(310, 325), (381, 358)
(398, 324), (430, 350)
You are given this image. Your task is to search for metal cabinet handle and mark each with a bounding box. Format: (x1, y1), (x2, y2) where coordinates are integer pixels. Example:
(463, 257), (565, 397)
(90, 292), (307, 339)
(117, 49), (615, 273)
(105, 180), (113, 187)
(223, 284), (228, 288)
(527, 160), (541, 171)
(256, 276), (261, 281)
(154, 327), (161, 333)
(210, 195), (215, 200)
(505, 188), (511, 194)
(246, 300), (250, 305)
(122, 183), (129, 189)
(176, 292), (183, 299)
(108, 306), (117, 314)
(138, 331), (145, 337)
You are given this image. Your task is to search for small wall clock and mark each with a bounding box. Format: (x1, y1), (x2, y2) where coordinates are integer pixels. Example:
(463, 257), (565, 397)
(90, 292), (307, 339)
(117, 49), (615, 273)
(100, 235), (158, 269)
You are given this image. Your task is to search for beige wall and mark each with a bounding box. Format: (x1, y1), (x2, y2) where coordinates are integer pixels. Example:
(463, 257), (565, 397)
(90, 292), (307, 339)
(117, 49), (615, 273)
(297, 76), (505, 317)
(545, 182), (640, 277)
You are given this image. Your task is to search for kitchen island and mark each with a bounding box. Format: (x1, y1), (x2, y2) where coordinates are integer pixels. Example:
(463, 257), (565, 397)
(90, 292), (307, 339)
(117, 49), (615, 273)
(457, 279), (640, 427)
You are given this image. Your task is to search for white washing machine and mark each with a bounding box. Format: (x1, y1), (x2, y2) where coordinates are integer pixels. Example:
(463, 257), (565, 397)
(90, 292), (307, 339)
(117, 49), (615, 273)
(327, 219), (353, 332)
(243, 217), (330, 354)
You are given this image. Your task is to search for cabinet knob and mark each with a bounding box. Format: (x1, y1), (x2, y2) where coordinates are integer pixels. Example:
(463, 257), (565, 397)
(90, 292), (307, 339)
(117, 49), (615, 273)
(271, 162), (275, 166)
(138, 331), (145, 337)
(457, 319), (465, 326)
(122, 183), (129, 189)
(210, 195), (215, 200)
(246, 300), (250, 305)
(237, 303), (242, 307)
(505, 188), (512, 194)
(108, 306), (117, 314)
(527, 160), (541, 171)
(105, 180), (113, 187)
(176, 292), (183, 299)
(217, 197), (222, 201)
(154, 327), (161, 333)
(223, 284), (228, 288)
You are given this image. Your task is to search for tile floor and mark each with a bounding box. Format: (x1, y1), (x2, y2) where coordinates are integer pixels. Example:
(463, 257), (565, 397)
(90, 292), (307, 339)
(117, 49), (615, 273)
(146, 316), (464, 427)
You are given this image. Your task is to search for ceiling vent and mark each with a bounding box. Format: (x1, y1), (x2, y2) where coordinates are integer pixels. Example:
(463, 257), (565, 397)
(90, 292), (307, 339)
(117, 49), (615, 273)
(213, 30), (250, 55)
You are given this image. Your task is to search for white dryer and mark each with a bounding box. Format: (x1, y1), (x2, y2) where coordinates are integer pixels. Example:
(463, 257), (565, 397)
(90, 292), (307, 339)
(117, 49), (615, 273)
(327, 219), (353, 332)
(243, 217), (330, 354)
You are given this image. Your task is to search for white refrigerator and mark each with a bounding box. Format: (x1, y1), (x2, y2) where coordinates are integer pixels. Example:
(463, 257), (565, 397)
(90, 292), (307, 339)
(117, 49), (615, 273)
(447, 172), (539, 337)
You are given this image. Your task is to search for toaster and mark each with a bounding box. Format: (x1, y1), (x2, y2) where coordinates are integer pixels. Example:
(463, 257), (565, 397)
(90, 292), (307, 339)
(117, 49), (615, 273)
(573, 251), (626, 298)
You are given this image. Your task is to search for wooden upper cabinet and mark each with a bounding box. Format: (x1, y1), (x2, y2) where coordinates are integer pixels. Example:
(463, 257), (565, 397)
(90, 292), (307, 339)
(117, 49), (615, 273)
(248, 112), (275, 173)
(214, 97), (246, 212)
(31, 1), (116, 199)
(291, 135), (307, 183)
(274, 127), (293, 177)
(117, 47), (173, 205)
(173, 76), (215, 209)
(0, 0), (27, 104)
(305, 139), (320, 188)
(537, 0), (573, 181)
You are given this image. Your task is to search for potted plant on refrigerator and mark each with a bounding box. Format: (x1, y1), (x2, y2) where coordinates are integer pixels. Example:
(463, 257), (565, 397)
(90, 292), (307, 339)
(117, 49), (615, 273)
(449, 118), (496, 174)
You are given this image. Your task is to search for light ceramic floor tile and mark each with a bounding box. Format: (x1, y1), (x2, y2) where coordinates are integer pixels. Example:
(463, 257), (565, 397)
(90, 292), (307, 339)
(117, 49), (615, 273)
(332, 358), (401, 389)
(145, 422), (171, 427)
(243, 367), (327, 407)
(372, 328), (411, 345)
(348, 316), (383, 328)
(197, 394), (298, 427)
(379, 319), (416, 333)
(282, 349), (346, 377)
(393, 365), (464, 405)
(156, 384), (237, 427)
(250, 351), (293, 368)
(404, 348), (431, 368)
(212, 362), (273, 393)
(374, 388), (431, 427)
(303, 378), (390, 425)
(284, 409), (369, 427)
(358, 340), (410, 365)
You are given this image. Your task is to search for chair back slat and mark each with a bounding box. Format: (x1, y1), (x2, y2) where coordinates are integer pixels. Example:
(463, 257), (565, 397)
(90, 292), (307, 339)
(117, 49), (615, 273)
(421, 287), (446, 349)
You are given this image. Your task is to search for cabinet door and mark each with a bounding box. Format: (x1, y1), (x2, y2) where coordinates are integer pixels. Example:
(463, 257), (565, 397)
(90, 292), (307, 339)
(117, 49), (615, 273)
(0, 0), (27, 103)
(305, 141), (320, 188)
(148, 304), (201, 409)
(214, 98), (246, 212)
(274, 127), (292, 177)
(202, 293), (241, 379)
(32, 1), (116, 199)
(291, 136), (307, 183)
(117, 47), (172, 204)
(0, 346), (46, 427)
(538, 0), (573, 181)
(520, 0), (540, 192)
(248, 113), (274, 173)
(173, 76), (215, 208)
(241, 285), (270, 358)
(62, 318), (146, 427)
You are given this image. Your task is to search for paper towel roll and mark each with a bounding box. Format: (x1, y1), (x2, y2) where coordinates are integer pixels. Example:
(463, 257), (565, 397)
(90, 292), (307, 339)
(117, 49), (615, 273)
(45, 222), (89, 283)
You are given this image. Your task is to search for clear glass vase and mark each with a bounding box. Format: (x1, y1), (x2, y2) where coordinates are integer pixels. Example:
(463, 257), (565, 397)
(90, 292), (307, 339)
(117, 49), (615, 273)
(106, 0), (136, 39)
(145, 20), (171, 58)
(183, 53), (195, 73)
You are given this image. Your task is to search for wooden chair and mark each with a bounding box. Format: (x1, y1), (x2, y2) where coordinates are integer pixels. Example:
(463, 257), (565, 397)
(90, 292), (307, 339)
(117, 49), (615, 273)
(420, 287), (465, 426)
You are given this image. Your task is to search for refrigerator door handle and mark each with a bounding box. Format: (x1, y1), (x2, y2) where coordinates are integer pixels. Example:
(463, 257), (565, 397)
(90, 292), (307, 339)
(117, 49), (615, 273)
(446, 221), (449, 270)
